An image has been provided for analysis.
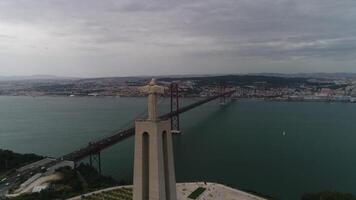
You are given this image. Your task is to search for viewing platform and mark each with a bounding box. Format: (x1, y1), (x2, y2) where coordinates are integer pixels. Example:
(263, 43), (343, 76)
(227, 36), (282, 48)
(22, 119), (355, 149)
(67, 182), (266, 200)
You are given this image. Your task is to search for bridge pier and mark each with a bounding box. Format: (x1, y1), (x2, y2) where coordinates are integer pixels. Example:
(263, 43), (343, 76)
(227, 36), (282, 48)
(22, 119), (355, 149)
(89, 151), (101, 175)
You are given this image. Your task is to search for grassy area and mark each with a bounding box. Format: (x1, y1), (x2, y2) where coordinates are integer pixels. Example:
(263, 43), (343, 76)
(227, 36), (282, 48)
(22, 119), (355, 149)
(188, 187), (206, 199)
(82, 187), (132, 200)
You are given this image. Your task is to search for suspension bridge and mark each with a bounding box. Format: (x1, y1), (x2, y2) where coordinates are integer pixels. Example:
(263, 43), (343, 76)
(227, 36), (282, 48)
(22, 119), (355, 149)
(61, 84), (235, 173)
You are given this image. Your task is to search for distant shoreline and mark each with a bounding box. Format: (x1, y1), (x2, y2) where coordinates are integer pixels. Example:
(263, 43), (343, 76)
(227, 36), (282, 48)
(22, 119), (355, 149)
(1, 95), (355, 104)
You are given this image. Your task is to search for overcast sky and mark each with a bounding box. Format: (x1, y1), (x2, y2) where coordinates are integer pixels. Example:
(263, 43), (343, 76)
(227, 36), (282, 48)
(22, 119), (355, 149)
(0, 0), (356, 77)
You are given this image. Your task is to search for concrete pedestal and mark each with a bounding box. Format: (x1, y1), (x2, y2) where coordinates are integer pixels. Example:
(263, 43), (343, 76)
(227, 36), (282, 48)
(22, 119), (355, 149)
(133, 119), (177, 200)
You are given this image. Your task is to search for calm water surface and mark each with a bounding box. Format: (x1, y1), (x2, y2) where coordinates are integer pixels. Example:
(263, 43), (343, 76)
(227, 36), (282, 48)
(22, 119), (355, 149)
(1, 96), (356, 200)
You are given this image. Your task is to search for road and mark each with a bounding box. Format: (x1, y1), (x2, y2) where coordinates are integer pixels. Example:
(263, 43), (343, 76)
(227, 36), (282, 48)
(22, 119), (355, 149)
(0, 177), (19, 199)
(0, 159), (59, 198)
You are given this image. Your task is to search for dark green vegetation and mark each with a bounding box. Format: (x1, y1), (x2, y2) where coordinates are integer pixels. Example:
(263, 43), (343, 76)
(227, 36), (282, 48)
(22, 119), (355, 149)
(187, 187), (206, 199)
(82, 187), (132, 200)
(11, 164), (121, 200)
(302, 191), (356, 200)
(0, 149), (43, 177)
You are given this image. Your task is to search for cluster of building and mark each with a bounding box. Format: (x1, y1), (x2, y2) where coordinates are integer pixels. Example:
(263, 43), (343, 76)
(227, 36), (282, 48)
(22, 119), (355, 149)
(164, 79), (356, 103)
(229, 85), (356, 103)
(1, 76), (356, 103)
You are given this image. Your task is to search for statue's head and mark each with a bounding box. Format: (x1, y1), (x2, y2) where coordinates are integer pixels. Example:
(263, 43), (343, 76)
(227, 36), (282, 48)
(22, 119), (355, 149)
(149, 78), (156, 86)
(139, 78), (165, 95)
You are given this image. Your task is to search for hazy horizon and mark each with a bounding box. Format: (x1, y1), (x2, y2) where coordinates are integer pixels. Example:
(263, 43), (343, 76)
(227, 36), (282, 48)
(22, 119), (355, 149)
(1, 0), (356, 77)
(1, 72), (356, 81)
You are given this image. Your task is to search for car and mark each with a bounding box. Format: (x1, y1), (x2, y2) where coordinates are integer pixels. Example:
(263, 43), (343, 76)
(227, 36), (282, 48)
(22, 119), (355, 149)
(1, 178), (7, 182)
(5, 183), (9, 186)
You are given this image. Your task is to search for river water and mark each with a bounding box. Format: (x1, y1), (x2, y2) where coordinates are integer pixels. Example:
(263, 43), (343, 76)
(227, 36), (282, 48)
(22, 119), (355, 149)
(1, 96), (356, 200)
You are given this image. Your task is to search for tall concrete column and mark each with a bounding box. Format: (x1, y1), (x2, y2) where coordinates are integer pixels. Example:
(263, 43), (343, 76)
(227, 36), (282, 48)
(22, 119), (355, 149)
(133, 79), (177, 200)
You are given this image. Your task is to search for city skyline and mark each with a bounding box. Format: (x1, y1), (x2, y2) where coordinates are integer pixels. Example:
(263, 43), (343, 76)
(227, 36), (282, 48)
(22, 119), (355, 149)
(1, 0), (356, 77)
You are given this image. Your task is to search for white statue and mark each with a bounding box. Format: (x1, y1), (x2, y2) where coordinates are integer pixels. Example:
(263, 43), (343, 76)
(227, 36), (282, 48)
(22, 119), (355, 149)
(139, 79), (165, 121)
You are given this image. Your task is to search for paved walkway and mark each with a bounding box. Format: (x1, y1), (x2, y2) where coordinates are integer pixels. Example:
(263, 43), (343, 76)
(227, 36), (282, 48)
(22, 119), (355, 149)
(177, 182), (266, 200)
(68, 182), (266, 200)
(67, 185), (130, 200)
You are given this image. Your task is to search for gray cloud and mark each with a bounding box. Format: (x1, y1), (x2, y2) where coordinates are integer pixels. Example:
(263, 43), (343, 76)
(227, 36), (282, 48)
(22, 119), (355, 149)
(0, 0), (355, 77)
